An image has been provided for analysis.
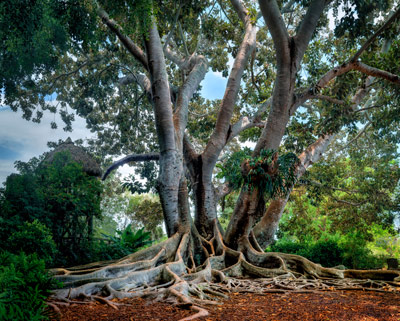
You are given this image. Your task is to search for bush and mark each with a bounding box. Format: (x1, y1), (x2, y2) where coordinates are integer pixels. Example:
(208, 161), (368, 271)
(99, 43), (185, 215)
(268, 239), (310, 258)
(307, 239), (343, 267)
(268, 238), (343, 267)
(7, 220), (58, 266)
(0, 252), (59, 320)
(89, 225), (154, 262)
(339, 231), (385, 269)
(268, 235), (385, 269)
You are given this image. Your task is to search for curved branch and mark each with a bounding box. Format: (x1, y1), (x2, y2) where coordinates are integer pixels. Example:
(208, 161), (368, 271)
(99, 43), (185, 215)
(97, 7), (149, 71)
(174, 55), (208, 139)
(215, 182), (233, 202)
(118, 73), (152, 93)
(204, 1), (257, 164)
(230, 0), (249, 24)
(102, 153), (160, 181)
(227, 116), (265, 144)
(259, 0), (290, 64)
(295, 0), (329, 64)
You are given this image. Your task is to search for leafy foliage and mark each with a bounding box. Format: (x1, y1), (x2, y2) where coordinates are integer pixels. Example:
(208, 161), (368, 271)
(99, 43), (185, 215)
(0, 151), (102, 267)
(126, 193), (164, 240)
(217, 148), (299, 198)
(95, 225), (153, 260)
(216, 147), (252, 190)
(0, 252), (59, 321)
(122, 161), (159, 194)
(0, 0), (97, 122)
(7, 220), (57, 266)
(268, 234), (385, 269)
(108, 224), (153, 251)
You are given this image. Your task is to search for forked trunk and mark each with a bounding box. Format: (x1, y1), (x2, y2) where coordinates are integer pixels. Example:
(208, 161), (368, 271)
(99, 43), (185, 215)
(191, 155), (219, 239)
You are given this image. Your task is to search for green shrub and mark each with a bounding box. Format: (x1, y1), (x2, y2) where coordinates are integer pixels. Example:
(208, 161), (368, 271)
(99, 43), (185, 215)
(268, 235), (385, 269)
(268, 238), (343, 267)
(0, 252), (59, 321)
(7, 220), (58, 266)
(91, 225), (154, 261)
(307, 239), (343, 267)
(339, 231), (385, 269)
(267, 239), (310, 258)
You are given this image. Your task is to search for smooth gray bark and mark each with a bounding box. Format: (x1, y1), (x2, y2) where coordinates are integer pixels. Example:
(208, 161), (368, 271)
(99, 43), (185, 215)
(224, 0), (328, 249)
(145, 21), (182, 236)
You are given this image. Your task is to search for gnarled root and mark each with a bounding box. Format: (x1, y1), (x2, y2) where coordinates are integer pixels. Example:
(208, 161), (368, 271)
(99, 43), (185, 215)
(49, 228), (400, 320)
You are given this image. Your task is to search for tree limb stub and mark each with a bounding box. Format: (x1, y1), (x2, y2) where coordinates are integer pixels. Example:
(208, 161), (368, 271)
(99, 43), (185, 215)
(102, 153), (160, 181)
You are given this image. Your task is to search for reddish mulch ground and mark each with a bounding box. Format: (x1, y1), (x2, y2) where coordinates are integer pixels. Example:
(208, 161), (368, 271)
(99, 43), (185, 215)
(57, 290), (400, 321)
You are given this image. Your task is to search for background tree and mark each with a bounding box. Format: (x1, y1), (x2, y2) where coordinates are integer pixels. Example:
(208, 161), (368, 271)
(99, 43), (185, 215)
(125, 193), (164, 240)
(0, 151), (102, 266)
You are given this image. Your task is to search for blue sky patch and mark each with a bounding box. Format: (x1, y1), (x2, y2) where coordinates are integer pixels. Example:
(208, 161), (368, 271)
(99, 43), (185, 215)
(0, 145), (20, 161)
(201, 72), (227, 100)
(0, 106), (10, 112)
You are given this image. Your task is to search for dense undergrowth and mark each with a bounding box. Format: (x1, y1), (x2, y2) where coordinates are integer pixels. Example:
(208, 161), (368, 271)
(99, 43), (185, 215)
(0, 252), (59, 321)
(268, 235), (386, 270)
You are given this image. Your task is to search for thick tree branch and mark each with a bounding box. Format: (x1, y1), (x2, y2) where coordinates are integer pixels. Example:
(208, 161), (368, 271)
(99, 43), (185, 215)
(293, 8), (400, 114)
(204, 1), (257, 164)
(215, 182), (233, 202)
(174, 55), (208, 140)
(230, 0), (248, 24)
(102, 153), (160, 180)
(118, 73), (152, 93)
(145, 20), (182, 236)
(295, 0), (328, 64)
(144, 22), (176, 154)
(183, 134), (198, 162)
(292, 59), (400, 114)
(164, 48), (204, 72)
(353, 61), (400, 84)
(97, 7), (148, 71)
(259, 0), (290, 64)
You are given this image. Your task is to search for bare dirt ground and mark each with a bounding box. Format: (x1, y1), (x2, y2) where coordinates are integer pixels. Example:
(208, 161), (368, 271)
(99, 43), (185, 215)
(55, 290), (400, 321)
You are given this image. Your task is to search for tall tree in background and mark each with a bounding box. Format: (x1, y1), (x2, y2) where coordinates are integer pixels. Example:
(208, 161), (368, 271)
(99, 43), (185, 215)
(2, 0), (400, 317)
(0, 151), (102, 265)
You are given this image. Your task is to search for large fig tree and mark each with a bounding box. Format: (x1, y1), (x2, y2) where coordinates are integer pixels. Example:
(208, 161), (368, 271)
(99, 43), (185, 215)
(2, 0), (400, 318)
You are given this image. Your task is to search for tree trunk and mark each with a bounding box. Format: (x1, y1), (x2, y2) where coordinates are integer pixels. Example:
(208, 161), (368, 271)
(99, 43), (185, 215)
(224, 63), (295, 249)
(253, 134), (335, 248)
(191, 155), (219, 239)
(145, 21), (182, 236)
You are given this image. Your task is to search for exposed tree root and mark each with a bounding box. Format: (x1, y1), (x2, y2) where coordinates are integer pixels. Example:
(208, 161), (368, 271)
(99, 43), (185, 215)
(49, 228), (400, 320)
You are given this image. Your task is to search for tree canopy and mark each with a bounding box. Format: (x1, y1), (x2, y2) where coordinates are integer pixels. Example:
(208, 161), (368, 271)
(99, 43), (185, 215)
(2, 0), (400, 318)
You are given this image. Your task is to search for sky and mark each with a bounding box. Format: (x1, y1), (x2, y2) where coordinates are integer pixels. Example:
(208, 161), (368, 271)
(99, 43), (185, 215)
(0, 71), (228, 185)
